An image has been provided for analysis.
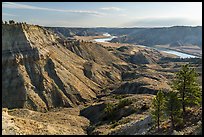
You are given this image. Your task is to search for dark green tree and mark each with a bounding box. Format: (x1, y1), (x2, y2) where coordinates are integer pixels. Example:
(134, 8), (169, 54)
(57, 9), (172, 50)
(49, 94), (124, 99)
(172, 64), (201, 119)
(164, 91), (182, 129)
(9, 20), (15, 24)
(104, 103), (115, 119)
(151, 90), (165, 131)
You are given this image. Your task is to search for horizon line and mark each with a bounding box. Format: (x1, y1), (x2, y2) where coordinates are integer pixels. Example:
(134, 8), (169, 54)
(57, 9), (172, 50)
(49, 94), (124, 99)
(2, 20), (202, 29)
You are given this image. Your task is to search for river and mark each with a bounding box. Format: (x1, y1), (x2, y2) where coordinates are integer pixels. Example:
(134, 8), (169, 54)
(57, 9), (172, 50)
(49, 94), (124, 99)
(93, 34), (199, 58)
(94, 36), (117, 43)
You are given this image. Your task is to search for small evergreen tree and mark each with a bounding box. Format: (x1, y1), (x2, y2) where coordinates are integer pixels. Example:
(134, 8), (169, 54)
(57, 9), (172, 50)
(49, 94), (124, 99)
(9, 20), (15, 24)
(104, 103), (115, 119)
(172, 64), (201, 120)
(151, 90), (165, 131)
(164, 91), (182, 129)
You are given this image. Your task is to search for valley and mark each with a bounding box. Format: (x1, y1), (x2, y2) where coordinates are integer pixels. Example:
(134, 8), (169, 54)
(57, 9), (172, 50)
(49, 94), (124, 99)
(2, 23), (202, 135)
(75, 33), (201, 58)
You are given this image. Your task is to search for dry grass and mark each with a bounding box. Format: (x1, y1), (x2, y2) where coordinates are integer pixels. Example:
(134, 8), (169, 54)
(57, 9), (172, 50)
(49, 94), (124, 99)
(3, 108), (90, 135)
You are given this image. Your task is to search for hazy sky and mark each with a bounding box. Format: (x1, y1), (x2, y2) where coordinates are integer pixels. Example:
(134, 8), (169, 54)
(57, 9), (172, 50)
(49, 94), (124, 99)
(2, 2), (202, 27)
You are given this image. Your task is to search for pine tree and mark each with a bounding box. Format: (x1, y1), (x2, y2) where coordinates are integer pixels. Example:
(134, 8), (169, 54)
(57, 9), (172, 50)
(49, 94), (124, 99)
(172, 64), (201, 119)
(151, 90), (165, 131)
(164, 91), (182, 129)
(9, 20), (15, 24)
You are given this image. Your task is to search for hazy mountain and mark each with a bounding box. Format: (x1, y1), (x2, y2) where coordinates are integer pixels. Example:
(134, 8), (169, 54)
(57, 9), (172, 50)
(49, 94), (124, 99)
(110, 26), (202, 47)
(47, 26), (202, 48)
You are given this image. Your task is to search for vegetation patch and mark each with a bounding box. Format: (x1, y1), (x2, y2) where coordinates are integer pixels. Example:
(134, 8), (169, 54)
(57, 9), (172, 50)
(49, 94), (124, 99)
(103, 98), (133, 121)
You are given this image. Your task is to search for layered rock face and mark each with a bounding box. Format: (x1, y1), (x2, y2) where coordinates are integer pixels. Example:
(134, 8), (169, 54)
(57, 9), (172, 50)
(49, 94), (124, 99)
(2, 24), (109, 111)
(62, 40), (128, 86)
(2, 23), (174, 112)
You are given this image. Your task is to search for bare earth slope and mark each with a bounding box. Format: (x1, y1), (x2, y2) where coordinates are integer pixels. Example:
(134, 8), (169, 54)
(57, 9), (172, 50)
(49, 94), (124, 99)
(2, 108), (89, 135)
(2, 24), (101, 111)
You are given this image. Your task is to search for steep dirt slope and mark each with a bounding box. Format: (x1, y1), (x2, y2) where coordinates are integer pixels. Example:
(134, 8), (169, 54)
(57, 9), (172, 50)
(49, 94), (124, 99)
(2, 24), (101, 111)
(62, 40), (129, 86)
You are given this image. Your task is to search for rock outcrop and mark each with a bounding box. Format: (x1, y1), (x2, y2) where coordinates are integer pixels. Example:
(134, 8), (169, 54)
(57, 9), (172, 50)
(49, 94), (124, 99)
(110, 115), (153, 135)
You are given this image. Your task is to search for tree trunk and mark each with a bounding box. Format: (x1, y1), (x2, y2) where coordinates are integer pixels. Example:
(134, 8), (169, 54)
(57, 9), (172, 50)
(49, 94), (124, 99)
(171, 114), (174, 130)
(182, 90), (185, 113)
(157, 105), (160, 131)
(182, 101), (185, 114)
(182, 94), (185, 118)
(182, 76), (186, 121)
(157, 115), (160, 131)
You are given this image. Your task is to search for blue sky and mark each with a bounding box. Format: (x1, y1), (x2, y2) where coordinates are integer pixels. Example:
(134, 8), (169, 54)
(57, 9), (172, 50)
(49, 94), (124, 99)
(2, 2), (202, 27)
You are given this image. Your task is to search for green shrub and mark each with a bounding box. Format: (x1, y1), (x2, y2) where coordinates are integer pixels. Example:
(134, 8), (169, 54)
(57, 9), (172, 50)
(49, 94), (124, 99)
(117, 98), (133, 109)
(104, 103), (115, 118)
(110, 121), (119, 128)
(104, 98), (133, 121)
(113, 94), (127, 99)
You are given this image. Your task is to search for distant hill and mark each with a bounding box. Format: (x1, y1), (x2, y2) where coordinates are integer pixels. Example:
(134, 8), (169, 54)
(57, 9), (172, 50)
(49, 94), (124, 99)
(110, 26), (202, 48)
(47, 26), (202, 48)
(46, 27), (146, 38)
(45, 27), (102, 37)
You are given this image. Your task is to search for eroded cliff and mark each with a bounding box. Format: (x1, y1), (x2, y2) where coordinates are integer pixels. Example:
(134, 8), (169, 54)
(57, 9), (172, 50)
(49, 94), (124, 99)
(2, 24), (102, 111)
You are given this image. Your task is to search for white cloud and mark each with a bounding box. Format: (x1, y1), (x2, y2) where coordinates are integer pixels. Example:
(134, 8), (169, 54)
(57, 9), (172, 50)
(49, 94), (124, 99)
(118, 14), (127, 17)
(122, 17), (201, 27)
(2, 2), (104, 16)
(100, 7), (124, 11)
(2, 13), (17, 17)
